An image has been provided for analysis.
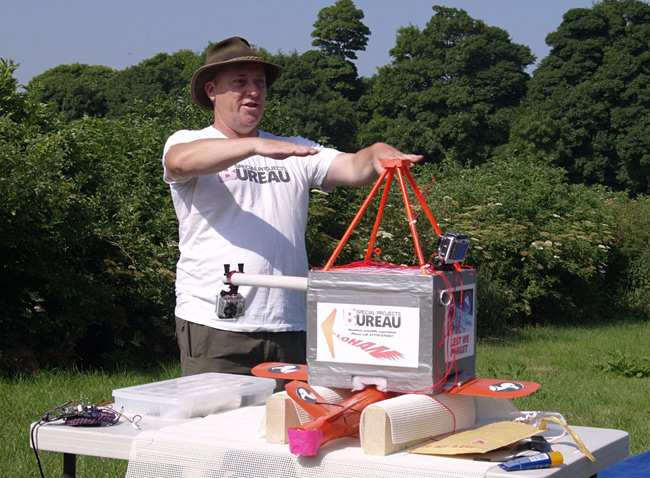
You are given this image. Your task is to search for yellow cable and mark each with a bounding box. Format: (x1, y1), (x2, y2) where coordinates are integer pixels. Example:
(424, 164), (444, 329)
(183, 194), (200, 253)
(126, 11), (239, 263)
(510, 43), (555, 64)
(539, 416), (596, 463)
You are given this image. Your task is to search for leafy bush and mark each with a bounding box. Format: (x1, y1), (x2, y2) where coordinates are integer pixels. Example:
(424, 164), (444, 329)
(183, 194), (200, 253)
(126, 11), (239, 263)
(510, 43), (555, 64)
(0, 112), (180, 371)
(605, 194), (650, 314)
(0, 121), (102, 371)
(59, 115), (180, 367)
(430, 156), (619, 332)
(1, 62), (184, 372)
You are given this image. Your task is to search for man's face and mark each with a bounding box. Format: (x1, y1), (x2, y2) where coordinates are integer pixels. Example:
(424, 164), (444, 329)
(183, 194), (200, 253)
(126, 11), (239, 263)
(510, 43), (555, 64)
(206, 63), (267, 138)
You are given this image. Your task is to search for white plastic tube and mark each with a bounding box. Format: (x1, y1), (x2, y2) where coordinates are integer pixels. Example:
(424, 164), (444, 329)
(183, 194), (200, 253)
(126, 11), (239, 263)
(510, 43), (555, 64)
(223, 273), (308, 291)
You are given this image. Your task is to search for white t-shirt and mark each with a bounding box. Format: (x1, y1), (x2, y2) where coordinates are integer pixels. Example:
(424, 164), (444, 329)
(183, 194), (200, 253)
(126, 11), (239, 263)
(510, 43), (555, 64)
(162, 126), (340, 332)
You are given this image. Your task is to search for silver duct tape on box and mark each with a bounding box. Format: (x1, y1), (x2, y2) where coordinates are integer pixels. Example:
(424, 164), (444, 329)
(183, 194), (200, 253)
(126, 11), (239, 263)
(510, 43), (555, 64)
(306, 268), (476, 393)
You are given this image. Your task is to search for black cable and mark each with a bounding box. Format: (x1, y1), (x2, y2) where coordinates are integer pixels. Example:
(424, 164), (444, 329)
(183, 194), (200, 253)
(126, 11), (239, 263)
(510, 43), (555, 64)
(31, 401), (71, 478)
(30, 419), (47, 478)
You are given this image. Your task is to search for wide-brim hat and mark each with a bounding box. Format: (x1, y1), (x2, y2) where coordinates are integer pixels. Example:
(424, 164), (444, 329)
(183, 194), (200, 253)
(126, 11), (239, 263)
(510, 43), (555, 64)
(190, 37), (283, 110)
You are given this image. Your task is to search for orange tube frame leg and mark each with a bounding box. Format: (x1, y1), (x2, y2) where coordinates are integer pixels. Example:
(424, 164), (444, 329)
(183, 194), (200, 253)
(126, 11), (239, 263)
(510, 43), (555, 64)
(365, 169), (395, 262)
(323, 169), (390, 271)
(396, 166), (426, 269)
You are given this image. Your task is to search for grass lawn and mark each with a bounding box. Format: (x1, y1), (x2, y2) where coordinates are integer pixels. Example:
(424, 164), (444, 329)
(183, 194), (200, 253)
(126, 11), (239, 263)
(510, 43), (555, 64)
(2, 321), (648, 477)
(478, 320), (650, 455)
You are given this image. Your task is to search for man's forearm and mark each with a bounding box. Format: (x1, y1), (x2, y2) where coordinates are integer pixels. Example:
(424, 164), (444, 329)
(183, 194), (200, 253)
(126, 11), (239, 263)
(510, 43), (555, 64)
(164, 138), (258, 182)
(322, 143), (424, 190)
(164, 137), (320, 182)
(350, 145), (383, 185)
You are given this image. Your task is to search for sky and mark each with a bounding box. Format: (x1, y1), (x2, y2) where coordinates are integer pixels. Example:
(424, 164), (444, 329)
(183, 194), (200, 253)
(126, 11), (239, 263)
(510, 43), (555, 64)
(2, 0), (600, 87)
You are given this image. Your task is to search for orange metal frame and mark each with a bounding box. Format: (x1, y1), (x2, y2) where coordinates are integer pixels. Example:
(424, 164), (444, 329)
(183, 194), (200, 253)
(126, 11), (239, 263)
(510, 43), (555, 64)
(323, 159), (459, 273)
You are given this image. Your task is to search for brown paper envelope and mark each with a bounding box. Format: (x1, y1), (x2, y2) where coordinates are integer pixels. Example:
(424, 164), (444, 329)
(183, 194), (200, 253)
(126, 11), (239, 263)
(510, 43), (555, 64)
(409, 421), (541, 456)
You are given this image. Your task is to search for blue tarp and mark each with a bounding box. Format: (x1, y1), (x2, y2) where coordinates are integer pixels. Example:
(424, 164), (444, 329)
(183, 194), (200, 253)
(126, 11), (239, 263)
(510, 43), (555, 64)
(600, 451), (650, 477)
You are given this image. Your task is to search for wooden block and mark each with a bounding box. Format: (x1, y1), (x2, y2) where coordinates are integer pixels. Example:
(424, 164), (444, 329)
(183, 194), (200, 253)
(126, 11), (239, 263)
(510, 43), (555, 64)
(361, 394), (476, 456)
(265, 392), (301, 444)
(265, 387), (354, 444)
(362, 405), (428, 456)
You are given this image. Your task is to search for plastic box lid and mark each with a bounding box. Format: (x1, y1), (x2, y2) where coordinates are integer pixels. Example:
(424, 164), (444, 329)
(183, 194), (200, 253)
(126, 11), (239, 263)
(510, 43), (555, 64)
(112, 373), (276, 419)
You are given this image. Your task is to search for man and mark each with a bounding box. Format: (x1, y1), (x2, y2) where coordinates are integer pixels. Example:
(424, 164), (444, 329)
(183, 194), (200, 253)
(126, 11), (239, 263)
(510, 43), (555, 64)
(163, 37), (422, 378)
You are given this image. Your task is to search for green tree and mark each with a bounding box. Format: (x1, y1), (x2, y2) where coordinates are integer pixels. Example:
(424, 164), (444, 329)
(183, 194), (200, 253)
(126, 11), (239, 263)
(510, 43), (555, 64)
(25, 50), (202, 121)
(27, 63), (115, 119)
(103, 50), (202, 117)
(265, 49), (362, 151)
(512, 0), (650, 194)
(1, 59), (28, 121)
(359, 5), (534, 165)
(311, 0), (371, 61)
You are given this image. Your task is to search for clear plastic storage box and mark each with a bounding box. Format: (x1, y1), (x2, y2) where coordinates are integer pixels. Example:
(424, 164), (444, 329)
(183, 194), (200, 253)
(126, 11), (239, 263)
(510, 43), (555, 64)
(112, 373), (276, 419)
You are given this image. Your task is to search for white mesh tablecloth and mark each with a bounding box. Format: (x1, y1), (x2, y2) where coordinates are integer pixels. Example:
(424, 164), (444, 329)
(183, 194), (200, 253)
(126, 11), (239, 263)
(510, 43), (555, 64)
(125, 405), (499, 478)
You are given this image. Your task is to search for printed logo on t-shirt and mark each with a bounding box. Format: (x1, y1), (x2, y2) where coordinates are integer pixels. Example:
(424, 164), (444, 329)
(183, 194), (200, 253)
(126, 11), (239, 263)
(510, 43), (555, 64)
(219, 165), (291, 184)
(219, 167), (238, 182)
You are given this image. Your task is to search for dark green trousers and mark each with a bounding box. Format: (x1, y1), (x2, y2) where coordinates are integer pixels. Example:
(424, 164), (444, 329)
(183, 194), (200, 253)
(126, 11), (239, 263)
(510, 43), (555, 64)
(175, 317), (306, 390)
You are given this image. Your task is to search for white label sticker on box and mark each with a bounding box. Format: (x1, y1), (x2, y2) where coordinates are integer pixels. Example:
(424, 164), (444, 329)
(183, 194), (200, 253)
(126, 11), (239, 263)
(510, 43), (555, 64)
(316, 303), (420, 368)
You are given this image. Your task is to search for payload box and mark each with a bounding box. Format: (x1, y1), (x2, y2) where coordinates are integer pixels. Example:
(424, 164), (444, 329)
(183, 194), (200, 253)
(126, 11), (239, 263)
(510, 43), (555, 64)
(306, 267), (476, 394)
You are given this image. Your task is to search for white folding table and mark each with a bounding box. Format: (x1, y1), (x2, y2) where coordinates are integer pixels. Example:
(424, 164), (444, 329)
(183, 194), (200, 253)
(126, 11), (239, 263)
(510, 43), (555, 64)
(31, 405), (629, 478)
